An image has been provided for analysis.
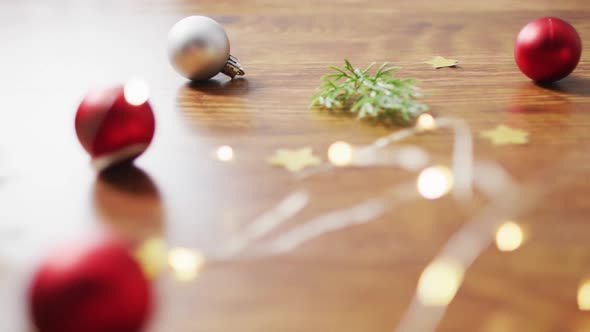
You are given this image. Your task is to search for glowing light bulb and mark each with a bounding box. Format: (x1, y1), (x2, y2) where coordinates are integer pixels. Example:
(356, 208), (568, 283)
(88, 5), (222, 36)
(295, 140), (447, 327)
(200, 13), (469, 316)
(417, 165), (453, 199)
(134, 237), (168, 279)
(417, 259), (464, 306)
(124, 79), (150, 106)
(328, 141), (353, 166)
(495, 221), (524, 252)
(168, 247), (205, 282)
(416, 113), (437, 131)
(216, 145), (234, 162)
(578, 280), (590, 311)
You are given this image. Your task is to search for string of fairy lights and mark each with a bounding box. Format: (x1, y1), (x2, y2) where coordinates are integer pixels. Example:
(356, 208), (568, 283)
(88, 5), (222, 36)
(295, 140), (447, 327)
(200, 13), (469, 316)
(134, 110), (590, 331)
(0, 81), (587, 328)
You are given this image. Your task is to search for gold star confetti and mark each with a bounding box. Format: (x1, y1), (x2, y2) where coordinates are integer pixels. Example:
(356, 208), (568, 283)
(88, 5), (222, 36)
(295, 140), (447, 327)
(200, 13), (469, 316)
(268, 147), (322, 172)
(480, 125), (529, 145)
(424, 56), (459, 69)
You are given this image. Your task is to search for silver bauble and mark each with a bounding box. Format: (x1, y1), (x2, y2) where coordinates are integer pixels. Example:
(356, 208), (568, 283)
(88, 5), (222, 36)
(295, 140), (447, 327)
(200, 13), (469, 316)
(167, 16), (244, 81)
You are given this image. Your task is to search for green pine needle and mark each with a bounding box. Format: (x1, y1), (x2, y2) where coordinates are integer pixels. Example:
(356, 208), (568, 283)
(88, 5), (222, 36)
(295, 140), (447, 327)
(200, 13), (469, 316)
(311, 60), (429, 126)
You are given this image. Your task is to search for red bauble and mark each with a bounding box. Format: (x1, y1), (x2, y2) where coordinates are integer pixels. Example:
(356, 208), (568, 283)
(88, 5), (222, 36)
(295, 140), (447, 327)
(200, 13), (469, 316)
(515, 17), (582, 83)
(29, 235), (152, 332)
(75, 80), (156, 171)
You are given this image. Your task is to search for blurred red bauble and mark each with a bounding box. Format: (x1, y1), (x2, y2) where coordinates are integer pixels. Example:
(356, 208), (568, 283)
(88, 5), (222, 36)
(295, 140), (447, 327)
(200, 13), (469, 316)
(515, 17), (582, 83)
(29, 235), (152, 332)
(75, 79), (156, 171)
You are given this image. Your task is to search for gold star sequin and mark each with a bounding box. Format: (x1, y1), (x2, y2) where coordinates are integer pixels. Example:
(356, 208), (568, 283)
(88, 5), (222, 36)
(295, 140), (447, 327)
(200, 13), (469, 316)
(268, 147), (322, 172)
(424, 56), (459, 69)
(480, 125), (529, 145)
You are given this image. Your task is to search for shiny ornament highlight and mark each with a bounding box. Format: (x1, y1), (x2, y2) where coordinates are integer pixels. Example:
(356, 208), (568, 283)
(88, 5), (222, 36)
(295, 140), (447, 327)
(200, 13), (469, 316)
(75, 81), (156, 171)
(515, 17), (581, 83)
(28, 235), (152, 332)
(168, 16), (245, 81)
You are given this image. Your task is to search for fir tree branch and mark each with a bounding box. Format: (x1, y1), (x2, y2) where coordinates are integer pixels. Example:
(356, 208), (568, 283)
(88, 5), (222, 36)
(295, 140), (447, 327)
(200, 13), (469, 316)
(311, 60), (429, 126)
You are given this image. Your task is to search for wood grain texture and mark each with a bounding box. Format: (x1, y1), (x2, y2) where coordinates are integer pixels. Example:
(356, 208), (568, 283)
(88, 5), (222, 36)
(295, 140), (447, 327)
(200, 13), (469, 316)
(1, 0), (590, 331)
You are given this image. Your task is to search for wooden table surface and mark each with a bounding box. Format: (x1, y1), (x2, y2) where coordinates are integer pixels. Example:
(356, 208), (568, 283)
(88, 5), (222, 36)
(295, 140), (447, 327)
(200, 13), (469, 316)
(1, 0), (590, 331)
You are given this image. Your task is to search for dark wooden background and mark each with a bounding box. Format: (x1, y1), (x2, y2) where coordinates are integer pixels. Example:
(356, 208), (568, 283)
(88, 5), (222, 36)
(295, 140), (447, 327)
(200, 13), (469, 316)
(1, 0), (590, 331)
